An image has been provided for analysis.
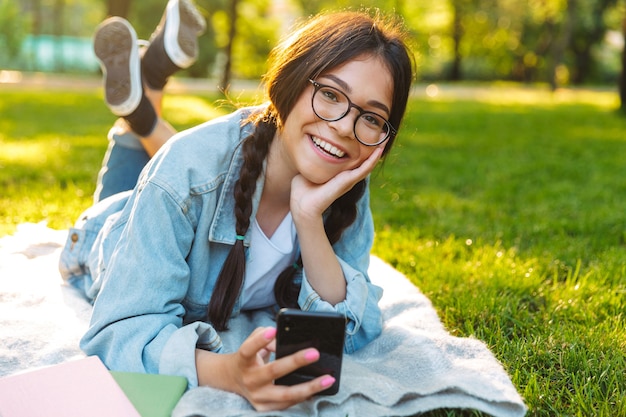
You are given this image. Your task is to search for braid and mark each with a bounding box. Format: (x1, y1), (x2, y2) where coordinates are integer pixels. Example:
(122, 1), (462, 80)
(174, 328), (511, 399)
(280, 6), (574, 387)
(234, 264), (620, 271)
(207, 110), (277, 330)
(274, 257), (302, 309)
(274, 179), (366, 308)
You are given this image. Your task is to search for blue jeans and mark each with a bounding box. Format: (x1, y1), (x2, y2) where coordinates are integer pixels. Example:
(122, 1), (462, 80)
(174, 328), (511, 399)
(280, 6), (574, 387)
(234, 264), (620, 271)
(93, 126), (149, 202)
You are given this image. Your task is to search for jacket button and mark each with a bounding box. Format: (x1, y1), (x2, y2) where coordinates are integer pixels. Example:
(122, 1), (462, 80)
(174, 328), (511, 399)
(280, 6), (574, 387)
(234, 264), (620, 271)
(70, 232), (80, 250)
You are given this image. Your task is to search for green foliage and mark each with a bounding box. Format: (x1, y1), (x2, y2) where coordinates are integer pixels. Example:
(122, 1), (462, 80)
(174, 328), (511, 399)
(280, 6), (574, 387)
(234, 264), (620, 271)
(0, 0), (28, 59)
(189, 0), (220, 78)
(1, 84), (625, 415)
(4, 0), (624, 84)
(292, 0), (400, 16)
(230, 0), (278, 79)
(399, 0), (624, 84)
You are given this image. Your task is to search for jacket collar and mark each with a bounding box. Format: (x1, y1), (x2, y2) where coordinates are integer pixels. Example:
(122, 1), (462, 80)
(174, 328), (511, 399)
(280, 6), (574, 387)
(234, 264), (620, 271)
(208, 123), (265, 246)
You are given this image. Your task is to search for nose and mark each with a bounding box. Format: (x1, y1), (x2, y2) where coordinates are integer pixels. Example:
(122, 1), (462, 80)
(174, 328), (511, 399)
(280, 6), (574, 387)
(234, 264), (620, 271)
(328, 108), (358, 140)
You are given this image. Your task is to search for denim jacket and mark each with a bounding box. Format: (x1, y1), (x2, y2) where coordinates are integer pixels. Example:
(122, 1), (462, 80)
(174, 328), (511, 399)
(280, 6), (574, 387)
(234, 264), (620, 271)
(59, 107), (383, 387)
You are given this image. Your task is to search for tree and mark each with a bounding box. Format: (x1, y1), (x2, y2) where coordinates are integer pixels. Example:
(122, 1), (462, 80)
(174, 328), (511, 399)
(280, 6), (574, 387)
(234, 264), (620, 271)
(107, 0), (131, 17)
(567, 0), (619, 84)
(619, 7), (626, 114)
(31, 0), (42, 36)
(52, 0), (65, 71)
(547, 0), (575, 89)
(449, 0), (465, 80)
(220, 0), (239, 91)
(210, 0), (285, 85)
(0, 1), (28, 61)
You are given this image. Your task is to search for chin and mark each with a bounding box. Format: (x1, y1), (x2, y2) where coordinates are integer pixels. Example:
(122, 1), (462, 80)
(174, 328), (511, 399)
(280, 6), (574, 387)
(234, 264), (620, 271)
(299, 165), (337, 185)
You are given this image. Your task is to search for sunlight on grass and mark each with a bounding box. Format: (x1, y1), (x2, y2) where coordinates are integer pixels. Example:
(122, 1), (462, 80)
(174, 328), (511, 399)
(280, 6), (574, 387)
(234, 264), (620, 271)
(551, 88), (620, 107)
(161, 89), (262, 128)
(0, 142), (50, 164)
(372, 227), (626, 415)
(162, 96), (226, 126)
(420, 83), (620, 108)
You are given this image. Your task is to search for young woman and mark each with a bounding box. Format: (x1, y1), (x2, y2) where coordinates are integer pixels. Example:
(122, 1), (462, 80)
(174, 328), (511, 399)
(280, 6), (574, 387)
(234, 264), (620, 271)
(60, 3), (414, 411)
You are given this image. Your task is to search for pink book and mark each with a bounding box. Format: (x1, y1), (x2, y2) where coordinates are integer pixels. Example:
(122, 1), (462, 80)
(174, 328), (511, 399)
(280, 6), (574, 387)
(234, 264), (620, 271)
(0, 356), (140, 417)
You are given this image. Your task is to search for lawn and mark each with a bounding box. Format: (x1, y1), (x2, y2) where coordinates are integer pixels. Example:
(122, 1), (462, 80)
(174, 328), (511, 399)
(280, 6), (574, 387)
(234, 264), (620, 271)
(1, 81), (625, 416)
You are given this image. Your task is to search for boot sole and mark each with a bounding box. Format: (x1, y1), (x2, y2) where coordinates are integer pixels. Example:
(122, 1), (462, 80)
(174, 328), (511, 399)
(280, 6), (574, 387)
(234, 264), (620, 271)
(94, 18), (142, 116)
(164, 0), (206, 68)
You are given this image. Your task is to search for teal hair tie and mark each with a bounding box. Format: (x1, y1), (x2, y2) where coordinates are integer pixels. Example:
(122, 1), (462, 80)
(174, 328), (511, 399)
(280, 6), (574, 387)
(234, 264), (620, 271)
(235, 235), (245, 241)
(292, 263), (300, 270)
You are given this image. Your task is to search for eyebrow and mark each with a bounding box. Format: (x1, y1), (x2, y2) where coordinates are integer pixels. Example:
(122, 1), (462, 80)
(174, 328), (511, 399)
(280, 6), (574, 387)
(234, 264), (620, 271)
(319, 74), (391, 116)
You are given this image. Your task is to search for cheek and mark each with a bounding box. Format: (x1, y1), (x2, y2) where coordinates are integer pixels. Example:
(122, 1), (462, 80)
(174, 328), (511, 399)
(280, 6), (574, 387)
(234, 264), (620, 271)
(289, 91), (315, 122)
(281, 98), (315, 136)
(354, 145), (377, 164)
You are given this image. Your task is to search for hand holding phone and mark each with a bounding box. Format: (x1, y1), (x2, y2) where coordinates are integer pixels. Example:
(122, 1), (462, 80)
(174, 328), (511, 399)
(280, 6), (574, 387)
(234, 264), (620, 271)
(274, 309), (346, 395)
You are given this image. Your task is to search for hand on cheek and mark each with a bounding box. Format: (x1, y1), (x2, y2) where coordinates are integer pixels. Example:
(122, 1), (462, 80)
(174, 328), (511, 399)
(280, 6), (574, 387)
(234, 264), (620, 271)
(290, 146), (384, 224)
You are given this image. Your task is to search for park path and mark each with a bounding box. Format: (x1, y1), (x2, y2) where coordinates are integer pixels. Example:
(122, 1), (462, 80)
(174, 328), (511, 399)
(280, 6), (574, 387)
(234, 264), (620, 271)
(0, 71), (261, 95)
(2, 70), (616, 101)
(0, 71), (493, 100)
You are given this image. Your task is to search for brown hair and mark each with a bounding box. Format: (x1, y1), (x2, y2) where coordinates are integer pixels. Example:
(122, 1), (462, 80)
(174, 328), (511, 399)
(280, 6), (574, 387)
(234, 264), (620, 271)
(208, 10), (415, 330)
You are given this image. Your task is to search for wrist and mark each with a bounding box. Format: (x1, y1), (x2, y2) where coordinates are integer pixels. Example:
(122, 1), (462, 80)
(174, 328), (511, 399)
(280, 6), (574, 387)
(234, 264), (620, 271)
(292, 209), (324, 234)
(195, 349), (238, 393)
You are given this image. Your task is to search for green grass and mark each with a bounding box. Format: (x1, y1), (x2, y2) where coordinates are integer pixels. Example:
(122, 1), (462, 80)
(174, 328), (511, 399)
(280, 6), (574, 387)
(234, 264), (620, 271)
(1, 82), (625, 416)
(0, 88), (231, 234)
(371, 86), (626, 416)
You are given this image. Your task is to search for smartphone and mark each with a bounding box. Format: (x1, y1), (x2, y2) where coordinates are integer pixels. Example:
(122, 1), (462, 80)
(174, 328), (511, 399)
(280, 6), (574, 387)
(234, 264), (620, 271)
(274, 308), (346, 395)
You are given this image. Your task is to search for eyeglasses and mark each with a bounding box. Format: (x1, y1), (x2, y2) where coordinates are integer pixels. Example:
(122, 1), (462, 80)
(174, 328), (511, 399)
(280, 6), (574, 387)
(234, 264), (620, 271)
(308, 79), (396, 146)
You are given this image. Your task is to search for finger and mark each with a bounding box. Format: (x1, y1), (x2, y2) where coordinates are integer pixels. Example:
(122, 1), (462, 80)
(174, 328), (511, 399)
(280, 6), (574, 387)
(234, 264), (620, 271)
(254, 374), (337, 411)
(259, 340), (276, 363)
(331, 147), (383, 190)
(359, 146), (384, 173)
(267, 348), (320, 381)
(278, 374), (336, 397)
(343, 147), (383, 181)
(266, 339), (276, 352)
(239, 327), (276, 362)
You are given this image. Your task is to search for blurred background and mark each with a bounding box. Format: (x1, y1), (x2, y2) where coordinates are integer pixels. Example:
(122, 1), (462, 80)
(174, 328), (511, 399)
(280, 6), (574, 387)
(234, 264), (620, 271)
(0, 0), (625, 103)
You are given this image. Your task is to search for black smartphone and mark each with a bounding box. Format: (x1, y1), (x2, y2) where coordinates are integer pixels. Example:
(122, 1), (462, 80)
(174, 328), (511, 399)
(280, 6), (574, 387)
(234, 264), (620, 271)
(274, 308), (346, 395)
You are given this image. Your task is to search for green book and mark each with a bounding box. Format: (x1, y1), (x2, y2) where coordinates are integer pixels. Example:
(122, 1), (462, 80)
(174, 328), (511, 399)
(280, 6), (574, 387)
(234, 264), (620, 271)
(110, 371), (188, 417)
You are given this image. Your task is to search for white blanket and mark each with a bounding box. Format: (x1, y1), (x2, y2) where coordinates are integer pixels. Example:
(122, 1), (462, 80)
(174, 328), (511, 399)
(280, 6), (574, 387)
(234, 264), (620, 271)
(0, 223), (526, 416)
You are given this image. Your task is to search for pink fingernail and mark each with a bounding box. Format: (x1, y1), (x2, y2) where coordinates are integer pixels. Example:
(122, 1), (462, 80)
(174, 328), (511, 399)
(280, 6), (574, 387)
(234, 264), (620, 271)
(263, 328), (277, 339)
(321, 376), (335, 388)
(304, 349), (319, 362)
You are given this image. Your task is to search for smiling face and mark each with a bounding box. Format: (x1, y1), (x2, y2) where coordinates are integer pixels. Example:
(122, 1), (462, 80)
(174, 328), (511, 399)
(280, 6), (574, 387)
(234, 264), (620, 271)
(275, 55), (394, 185)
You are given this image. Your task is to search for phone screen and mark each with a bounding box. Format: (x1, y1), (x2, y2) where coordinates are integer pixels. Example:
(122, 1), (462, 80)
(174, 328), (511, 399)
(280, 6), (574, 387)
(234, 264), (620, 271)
(274, 308), (346, 395)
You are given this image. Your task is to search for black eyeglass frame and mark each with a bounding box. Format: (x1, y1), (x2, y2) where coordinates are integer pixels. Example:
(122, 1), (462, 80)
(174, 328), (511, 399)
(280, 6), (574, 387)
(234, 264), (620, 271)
(308, 79), (397, 146)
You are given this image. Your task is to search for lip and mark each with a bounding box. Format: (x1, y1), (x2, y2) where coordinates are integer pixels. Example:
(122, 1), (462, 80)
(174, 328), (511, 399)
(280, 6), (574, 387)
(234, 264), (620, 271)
(309, 135), (347, 160)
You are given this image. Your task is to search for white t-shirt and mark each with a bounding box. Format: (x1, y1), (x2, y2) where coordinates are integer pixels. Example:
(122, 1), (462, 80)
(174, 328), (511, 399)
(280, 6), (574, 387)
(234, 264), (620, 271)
(241, 212), (298, 310)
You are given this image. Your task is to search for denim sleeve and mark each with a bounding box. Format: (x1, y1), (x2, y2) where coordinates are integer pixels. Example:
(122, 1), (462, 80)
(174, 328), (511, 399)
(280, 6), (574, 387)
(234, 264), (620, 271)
(297, 183), (383, 353)
(79, 181), (219, 388)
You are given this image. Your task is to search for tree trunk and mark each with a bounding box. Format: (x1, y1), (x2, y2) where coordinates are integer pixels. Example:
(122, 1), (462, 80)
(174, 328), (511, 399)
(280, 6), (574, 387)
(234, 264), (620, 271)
(30, 0), (42, 35)
(449, 0), (463, 81)
(220, 0), (239, 93)
(52, 0), (64, 72)
(619, 11), (626, 114)
(571, 46), (593, 85)
(569, 0), (618, 84)
(29, 0), (42, 71)
(547, 0), (576, 90)
(107, 0), (131, 18)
